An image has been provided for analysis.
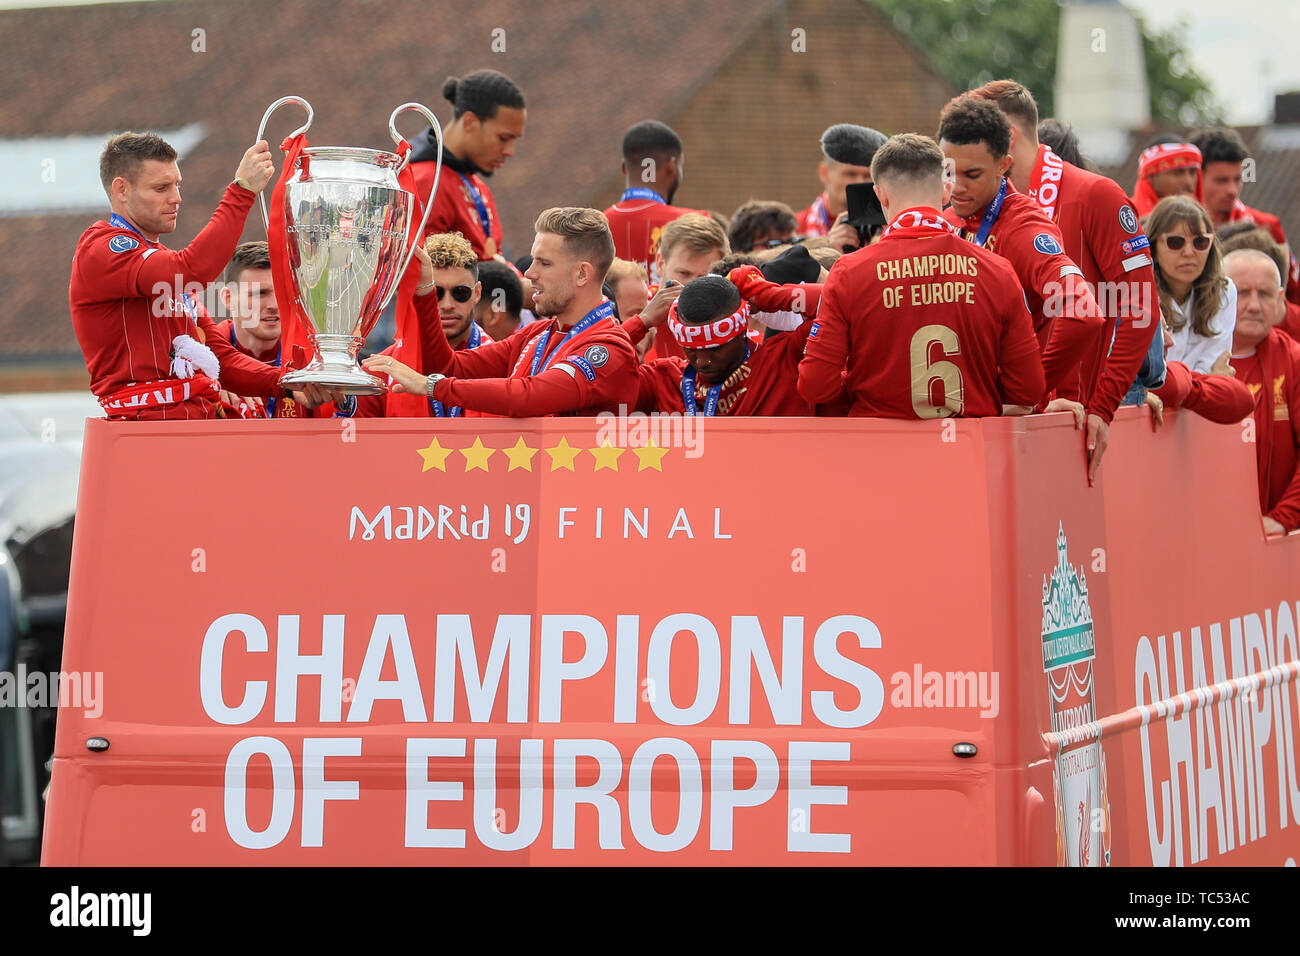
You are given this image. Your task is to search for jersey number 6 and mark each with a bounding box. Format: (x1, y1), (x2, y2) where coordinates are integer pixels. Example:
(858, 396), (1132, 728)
(910, 324), (964, 418)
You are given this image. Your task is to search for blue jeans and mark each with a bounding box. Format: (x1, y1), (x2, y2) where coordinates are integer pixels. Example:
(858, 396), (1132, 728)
(1118, 319), (1166, 407)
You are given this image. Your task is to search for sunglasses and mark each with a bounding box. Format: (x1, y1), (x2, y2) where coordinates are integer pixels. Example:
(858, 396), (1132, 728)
(435, 284), (474, 303)
(1161, 234), (1213, 252)
(755, 237), (795, 249)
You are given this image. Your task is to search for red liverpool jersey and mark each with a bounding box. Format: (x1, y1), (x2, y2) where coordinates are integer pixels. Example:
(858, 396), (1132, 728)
(410, 159), (504, 259)
(1026, 145), (1159, 422)
(69, 186), (284, 420)
(627, 318), (817, 416)
(603, 193), (707, 285)
(943, 181), (1102, 396)
(798, 207), (1044, 417)
(1232, 330), (1300, 530)
(416, 294), (637, 416)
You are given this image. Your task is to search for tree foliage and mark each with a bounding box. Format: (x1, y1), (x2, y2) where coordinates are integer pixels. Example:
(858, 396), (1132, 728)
(869, 0), (1222, 126)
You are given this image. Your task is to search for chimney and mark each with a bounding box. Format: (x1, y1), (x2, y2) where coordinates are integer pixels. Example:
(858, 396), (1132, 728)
(1275, 92), (1300, 125)
(1054, 0), (1149, 166)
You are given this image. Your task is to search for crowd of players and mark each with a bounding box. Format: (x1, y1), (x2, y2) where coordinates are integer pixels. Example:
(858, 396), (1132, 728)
(68, 70), (1300, 533)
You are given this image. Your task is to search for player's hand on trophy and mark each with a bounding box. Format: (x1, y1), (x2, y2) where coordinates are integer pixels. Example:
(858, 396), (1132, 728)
(1263, 516), (1286, 535)
(290, 384), (348, 409)
(361, 354), (427, 394)
(412, 242), (435, 294)
(235, 140), (275, 194)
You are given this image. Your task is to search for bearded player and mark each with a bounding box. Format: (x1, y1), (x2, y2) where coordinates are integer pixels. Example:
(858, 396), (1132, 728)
(937, 96), (1103, 398)
(798, 133), (1045, 418)
(368, 208), (636, 416)
(70, 132), (339, 420)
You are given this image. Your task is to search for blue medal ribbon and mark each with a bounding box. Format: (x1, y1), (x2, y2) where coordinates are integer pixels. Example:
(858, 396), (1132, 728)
(620, 188), (667, 205)
(109, 212), (148, 239)
(681, 367), (721, 417)
(430, 323), (482, 417)
(456, 173), (493, 237)
(680, 344), (751, 417)
(528, 301), (615, 376)
(972, 177), (1009, 248)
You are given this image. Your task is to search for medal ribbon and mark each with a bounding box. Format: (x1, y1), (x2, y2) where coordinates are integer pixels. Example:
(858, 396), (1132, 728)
(680, 343), (751, 417)
(528, 301), (615, 376)
(972, 176), (1008, 248)
(457, 172), (493, 236)
(620, 188), (667, 205)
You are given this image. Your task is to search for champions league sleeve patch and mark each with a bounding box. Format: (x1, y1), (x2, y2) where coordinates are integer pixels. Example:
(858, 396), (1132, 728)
(809, 322), (820, 339)
(108, 234), (140, 253)
(1033, 233), (1063, 255)
(566, 355), (597, 382)
(1118, 205), (1139, 234)
(583, 345), (609, 369)
(1121, 235), (1151, 255)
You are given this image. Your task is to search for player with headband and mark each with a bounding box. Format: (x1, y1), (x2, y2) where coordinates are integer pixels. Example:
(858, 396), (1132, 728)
(626, 272), (829, 416)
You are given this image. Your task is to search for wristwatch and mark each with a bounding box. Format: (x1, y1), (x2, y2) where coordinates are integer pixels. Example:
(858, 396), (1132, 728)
(425, 373), (446, 398)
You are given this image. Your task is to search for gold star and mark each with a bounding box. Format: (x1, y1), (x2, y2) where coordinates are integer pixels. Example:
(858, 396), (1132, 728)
(503, 436), (538, 472)
(460, 436), (496, 472)
(544, 436), (583, 472)
(417, 437), (453, 472)
(632, 440), (669, 472)
(590, 440), (625, 472)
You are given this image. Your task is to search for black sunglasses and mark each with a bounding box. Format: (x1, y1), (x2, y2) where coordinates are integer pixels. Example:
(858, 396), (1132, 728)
(755, 237), (795, 250)
(436, 284), (474, 303)
(1162, 234), (1212, 252)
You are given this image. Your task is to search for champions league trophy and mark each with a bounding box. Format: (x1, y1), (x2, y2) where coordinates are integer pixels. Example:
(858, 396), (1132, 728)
(256, 97), (442, 395)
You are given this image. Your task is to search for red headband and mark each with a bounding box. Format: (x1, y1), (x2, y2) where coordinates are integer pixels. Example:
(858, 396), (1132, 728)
(1138, 142), (1202, 179)
(667, 299), (750, 349)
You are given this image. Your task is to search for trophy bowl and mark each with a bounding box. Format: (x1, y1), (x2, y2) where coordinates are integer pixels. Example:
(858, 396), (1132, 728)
(279, 147), (411, 395)
(258, 98), (443, 396)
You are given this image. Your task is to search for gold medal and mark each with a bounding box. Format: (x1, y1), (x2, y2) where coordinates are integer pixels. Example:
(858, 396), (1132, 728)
(484, 237), (498, 258)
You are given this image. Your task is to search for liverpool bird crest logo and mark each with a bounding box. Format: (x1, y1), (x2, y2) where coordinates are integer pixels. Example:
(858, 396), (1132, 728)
(1042, 523), (1112, 866)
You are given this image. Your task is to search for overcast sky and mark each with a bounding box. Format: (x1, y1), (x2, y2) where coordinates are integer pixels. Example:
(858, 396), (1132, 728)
(1123, 0), (1300, 124)
(1, 0), (1295, 125)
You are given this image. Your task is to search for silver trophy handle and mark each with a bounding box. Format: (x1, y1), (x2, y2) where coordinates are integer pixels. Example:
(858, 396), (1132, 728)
(255, 96), (314, 231)
(387, 102), (443, 298)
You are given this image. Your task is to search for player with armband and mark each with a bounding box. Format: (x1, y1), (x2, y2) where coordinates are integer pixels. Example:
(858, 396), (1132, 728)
(797, 133), (1045, 418)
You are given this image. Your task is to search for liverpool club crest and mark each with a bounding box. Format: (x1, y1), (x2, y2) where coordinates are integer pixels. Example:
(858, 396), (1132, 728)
(1042, 523), (1112, 866)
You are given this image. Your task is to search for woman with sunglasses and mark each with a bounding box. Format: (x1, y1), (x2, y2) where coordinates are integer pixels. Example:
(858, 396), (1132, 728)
(1146, 195), (1237, 374)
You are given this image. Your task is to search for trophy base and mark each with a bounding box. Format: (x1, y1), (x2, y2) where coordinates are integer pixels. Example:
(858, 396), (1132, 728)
(281, 334), (388, 396)
(280, 367), (387, 397)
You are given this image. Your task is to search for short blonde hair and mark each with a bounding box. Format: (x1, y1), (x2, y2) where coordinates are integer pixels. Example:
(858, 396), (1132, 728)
(659, 212), (729, 263)
(424, 231), (478, 276)
(605, 257), (647, 284)
(535, 207), (616, 277)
